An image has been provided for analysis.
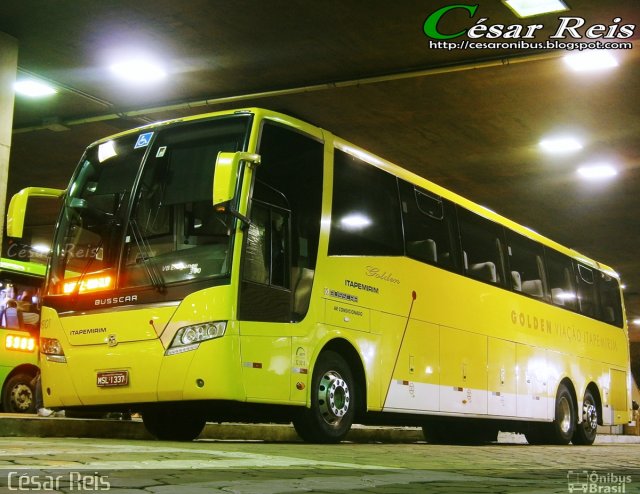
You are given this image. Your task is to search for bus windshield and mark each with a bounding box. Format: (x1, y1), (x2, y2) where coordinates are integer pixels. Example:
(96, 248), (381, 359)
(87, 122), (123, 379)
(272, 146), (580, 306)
(47, 115), (251, 297)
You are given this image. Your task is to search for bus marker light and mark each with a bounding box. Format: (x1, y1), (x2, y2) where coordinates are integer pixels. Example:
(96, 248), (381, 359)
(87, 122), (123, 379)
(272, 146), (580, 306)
(5, 334), (36, 352)
(63, 274), (113, 294)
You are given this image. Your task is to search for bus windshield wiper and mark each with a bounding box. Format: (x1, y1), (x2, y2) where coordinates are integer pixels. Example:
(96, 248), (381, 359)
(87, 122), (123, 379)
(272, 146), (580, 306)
(128, 218), (166, 293)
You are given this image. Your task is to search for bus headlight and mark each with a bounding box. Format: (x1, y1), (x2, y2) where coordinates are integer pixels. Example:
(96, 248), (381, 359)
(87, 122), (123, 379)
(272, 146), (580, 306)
(40, 337), (67, 363)
(166, 321), (227, 355)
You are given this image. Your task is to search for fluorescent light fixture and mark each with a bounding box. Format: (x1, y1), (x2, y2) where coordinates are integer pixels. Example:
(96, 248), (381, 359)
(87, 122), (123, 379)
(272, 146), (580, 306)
(503, 0), (568, 18)
(577, 164), (618, 180)
(539, 136), (583, 154)
(14, 79), (57, 97)
(109, 58), (167, 84)
(632, 318), (640, 326)
(564, 51), (619, 72)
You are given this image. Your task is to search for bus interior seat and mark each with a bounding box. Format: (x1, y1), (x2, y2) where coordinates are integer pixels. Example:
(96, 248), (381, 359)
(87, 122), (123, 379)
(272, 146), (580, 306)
(469, 262), (497, 283)
(407, 239), (437, 263)
(522, 279), (544, 298)
(511, 271), (522, 291)
(4, 307), (21, 328)
(463, 251), (496, 282)
(291, 267), (314, 319)
(580, 299), (595, 317)
(602, 306), (615, 323)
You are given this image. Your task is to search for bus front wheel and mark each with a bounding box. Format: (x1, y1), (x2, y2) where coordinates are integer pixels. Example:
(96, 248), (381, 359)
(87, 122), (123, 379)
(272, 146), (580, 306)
(293, 351), (355, 443)
(572, 389), (598, 445)
(142, 406), (206, 441)
(2, 373), (35, 413)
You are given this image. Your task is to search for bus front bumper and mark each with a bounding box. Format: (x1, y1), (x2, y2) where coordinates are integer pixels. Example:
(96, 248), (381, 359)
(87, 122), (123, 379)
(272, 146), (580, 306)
(40, 335), (245, 409)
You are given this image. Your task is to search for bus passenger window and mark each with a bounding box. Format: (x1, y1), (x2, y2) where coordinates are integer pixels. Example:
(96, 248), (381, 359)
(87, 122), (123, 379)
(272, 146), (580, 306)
(545, 249), (577, 311)
(576, 264), (597, 317)
(598, 272), (623, 327)
(329, 150), (403, 257)
(458, 208), (505, 286)
(399, 180), (457, 271)
(505, 230), (547, 299)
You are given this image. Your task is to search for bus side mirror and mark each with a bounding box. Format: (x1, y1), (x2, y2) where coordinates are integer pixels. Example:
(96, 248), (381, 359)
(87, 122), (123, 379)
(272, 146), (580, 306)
(7, 187), (65, 238)
(213, 152), (261, 207)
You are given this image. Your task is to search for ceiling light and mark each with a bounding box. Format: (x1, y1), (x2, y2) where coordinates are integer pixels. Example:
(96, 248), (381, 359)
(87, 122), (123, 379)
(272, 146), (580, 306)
(577, 164), (618, 180)
(564, 51), (619, 72)
(539, 137), (583, 154)
(14, 79), (57, 98)
(632, 319), (640, 326)
(109, 59), (167, 84)
(503, 0), (568, 18)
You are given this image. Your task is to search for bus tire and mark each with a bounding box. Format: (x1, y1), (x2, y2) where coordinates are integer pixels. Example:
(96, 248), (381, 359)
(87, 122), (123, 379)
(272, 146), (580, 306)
(2, 373), (36, 413)
(547, 383), (576, 445)
(572, 389), (598, 446)
(142, 407), (205, 441)
(524, 423), (548, 445)
(423, 421), (497, 445)
(422, 424), (447, 444)
(293, 351), (355, 443)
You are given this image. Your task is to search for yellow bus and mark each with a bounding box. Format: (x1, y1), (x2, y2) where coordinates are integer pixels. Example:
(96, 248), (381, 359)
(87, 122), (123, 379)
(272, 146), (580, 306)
(8, 108), (631, 444)
(0, 258), (44, 413)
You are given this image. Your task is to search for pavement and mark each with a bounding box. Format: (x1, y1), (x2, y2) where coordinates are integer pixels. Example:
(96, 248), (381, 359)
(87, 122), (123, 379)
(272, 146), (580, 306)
(1, 413), (639, 444)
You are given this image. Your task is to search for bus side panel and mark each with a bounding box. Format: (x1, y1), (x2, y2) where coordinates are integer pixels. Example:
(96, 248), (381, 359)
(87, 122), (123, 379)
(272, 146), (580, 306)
(382, 320), (439, 412)
(610, 368), (629, 425)
(239, 330), (291, 403)
(178, 331), (245, 402)
(516, 344), (548, 419)
(487, 338), (517, 416)
(369, 310), (407, 412)
(439, 327), (487, 415)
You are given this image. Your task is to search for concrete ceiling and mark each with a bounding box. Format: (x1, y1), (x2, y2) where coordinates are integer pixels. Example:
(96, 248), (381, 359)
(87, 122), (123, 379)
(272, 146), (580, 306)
(2, 1), (639, 338)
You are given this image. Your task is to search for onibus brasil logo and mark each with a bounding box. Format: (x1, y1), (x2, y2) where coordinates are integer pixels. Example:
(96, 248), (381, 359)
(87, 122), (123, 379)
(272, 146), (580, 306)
(567, 471), (632, 494)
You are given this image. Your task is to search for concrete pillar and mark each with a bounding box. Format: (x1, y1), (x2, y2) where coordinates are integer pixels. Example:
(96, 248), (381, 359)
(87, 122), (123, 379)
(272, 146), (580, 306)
(0, 33), (18, 249)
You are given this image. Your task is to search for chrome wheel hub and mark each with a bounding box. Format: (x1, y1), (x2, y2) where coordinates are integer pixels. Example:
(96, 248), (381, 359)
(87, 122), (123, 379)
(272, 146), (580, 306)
(317, 370), (350, 426)
(10, 383), (33, 412)
(559, 396), (572, 434)
(583, 402), (598, 431)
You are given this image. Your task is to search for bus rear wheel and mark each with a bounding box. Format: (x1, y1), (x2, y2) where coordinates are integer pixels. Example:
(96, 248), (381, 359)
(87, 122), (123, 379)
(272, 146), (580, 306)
(2, 373), (35, 413)
(572, 389), (598, 445)
(293, 351), (355, 443)
(525, 384), (576, 445)
(549, 384), (576, 444)
(142, 406), (206, 441)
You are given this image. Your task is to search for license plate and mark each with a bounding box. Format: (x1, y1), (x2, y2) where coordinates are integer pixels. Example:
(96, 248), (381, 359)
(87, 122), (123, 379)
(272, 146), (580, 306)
(96, 370), (129, 387)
